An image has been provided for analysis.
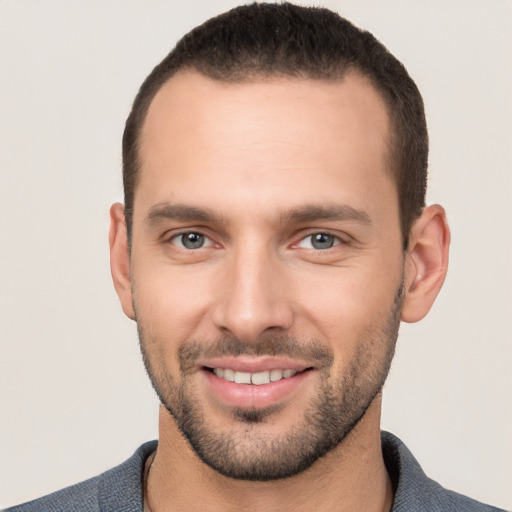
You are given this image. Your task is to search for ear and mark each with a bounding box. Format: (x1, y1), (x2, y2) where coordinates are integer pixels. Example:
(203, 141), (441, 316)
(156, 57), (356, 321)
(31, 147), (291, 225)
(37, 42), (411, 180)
(401, 204), (450, 323)
(109, 203), (136, 320)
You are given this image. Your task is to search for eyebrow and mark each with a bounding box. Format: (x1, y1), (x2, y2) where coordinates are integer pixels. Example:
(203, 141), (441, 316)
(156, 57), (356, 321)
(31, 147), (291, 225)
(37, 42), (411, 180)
(145, 202), (372, 228)
(281, 204), (372, 226)
(145, 203), (221, 226)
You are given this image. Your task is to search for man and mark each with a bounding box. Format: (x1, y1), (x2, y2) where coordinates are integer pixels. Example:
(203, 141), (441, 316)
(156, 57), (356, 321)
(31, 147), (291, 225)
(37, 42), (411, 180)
(5, 3), (506, 511)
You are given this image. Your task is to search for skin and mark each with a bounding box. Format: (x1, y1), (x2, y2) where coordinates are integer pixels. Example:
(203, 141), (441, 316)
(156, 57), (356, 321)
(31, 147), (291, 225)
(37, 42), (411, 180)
(110, 70), (450, 511)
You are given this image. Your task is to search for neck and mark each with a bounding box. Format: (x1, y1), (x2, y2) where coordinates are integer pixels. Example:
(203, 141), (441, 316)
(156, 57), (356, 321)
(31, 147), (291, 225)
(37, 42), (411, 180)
(146, 396), (392, 512)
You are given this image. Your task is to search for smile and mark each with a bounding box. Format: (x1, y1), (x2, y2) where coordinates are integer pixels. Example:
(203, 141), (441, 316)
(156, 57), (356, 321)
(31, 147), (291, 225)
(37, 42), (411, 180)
(212, 368), (298, 385)
(201, 364), (313, 409)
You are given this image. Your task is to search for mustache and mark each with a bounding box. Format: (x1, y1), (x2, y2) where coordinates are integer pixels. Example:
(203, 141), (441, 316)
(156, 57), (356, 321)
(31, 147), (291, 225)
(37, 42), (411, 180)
(178, 335), (334, 374)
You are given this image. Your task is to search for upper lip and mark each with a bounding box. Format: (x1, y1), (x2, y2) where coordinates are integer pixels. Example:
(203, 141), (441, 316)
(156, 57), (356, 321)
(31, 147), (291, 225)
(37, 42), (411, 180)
(200, 356), (312, 373)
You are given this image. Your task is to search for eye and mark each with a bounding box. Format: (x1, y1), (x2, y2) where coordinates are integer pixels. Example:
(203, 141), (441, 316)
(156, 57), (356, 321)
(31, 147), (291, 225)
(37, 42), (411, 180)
(171, 232), (212, 250)
(297, 232), (340, 250)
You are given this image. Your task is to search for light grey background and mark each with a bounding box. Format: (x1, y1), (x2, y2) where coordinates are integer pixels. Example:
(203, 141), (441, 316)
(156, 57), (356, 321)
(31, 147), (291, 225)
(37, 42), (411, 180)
(1, 0), (511, 509)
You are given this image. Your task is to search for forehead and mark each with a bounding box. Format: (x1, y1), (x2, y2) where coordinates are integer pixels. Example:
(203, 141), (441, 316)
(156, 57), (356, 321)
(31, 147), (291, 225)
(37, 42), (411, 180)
(137, 70), (393, 219)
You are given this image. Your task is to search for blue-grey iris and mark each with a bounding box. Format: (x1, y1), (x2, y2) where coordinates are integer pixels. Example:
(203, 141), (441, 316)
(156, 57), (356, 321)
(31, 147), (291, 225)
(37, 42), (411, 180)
(311, 233), (335, 249)
(182, 233), (204, 249)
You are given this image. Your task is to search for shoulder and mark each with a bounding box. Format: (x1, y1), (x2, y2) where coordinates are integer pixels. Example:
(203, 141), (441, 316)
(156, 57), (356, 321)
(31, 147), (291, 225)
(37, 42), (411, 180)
(4, 441), (157, 512)
(4, 475), (101, 512)
(382, 431), (507, 512)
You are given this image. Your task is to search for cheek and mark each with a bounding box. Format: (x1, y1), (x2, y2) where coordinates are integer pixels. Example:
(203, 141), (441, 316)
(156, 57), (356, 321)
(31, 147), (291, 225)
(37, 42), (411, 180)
(292, 263), (401, 345)
(132, 260), (215, 344)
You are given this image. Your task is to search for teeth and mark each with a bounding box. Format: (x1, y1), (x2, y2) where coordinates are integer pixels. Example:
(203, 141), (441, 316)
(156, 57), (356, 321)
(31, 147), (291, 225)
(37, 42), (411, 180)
(223, 368), (235, 382)
(270, 369), (283, 381)
(251, 370), (270, 385)
(213, 368), (298, 385)
(234, 371), (251, 384)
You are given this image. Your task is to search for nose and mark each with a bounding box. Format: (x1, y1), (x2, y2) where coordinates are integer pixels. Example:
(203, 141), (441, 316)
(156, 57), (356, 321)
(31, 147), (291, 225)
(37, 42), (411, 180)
(211, 243), (294, 342)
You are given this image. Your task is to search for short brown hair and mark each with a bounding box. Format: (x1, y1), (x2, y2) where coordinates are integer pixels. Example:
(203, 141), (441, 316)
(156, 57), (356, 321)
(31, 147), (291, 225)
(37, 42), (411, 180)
(123, 2), (428, 249)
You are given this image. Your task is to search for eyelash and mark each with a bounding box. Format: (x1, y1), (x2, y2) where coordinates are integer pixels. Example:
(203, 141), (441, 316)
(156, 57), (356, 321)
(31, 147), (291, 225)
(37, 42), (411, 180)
(294, 232), (343, 250)
(168, 231), (216, 250)
(166, 230), (347, 251)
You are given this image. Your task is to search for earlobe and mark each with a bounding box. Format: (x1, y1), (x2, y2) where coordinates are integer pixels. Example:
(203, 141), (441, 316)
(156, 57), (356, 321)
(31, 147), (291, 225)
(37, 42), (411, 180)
(401, 204), (450, 323)
(109, 203), (136, 320)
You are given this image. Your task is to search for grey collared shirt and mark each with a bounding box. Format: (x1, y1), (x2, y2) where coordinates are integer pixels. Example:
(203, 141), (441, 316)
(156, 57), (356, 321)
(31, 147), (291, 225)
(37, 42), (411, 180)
(5, 432), (507, 511)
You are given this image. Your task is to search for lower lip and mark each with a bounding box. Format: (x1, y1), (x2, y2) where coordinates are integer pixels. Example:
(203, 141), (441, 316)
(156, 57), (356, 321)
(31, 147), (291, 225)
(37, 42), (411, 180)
(202, 369), (312, 409)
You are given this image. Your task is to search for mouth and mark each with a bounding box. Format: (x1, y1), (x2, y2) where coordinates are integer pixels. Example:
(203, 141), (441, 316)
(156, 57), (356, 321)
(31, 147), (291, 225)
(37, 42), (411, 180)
(206, 367), (306, 385)
(200, 359), (315, 409)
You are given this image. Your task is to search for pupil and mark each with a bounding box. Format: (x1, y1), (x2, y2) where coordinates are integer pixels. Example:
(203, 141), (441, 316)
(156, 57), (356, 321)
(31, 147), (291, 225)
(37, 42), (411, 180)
(312, 233), (334, 249)
(182, 233), (204, 249)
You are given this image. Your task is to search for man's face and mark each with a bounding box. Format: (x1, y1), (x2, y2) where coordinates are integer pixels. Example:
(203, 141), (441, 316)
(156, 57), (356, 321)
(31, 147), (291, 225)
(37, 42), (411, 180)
(128, 71), (404, 479)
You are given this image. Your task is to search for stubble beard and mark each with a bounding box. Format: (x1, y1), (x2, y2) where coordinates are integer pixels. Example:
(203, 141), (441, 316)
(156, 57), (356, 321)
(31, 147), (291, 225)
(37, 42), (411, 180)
(137, 284), (402, 481)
